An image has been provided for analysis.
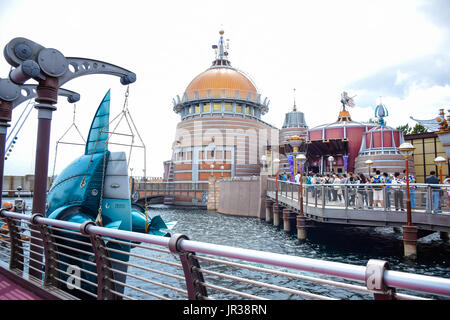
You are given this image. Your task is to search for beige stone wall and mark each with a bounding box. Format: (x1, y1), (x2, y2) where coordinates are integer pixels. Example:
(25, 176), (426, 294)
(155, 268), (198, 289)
(215, 176), (265, 218)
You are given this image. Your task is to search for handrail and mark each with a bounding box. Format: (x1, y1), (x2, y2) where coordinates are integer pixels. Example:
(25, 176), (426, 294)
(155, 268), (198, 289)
(0, 210), (449, 300)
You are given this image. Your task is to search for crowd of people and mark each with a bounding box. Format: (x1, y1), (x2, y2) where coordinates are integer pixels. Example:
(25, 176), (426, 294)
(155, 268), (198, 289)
(279, 169), (449, 213)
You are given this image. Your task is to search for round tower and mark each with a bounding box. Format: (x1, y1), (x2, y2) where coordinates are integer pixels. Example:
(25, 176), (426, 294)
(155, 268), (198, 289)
(168, 30), (277, 195)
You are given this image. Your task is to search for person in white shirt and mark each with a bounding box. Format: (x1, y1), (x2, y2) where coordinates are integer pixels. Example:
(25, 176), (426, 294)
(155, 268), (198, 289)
(295, 172), (301, 184)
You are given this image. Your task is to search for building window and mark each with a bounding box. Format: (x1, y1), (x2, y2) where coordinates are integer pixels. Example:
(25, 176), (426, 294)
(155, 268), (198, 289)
(194, 105), (200, 114)
(213, 103), (221, 112)
(203, 103), (210, 113)
(236, 104), (243, 113)
(225, 151), (231, 160)
(216, 150), (223, 160)
(245, 106), (250, 115)
(224, 103), (233, 111)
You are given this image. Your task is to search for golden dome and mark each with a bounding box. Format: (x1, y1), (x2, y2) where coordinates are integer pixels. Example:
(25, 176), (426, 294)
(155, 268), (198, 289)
(184, 67), (257, 99)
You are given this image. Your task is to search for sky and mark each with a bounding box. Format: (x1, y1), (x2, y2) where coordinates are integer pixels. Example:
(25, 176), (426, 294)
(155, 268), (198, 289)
(0, 0), (449, 177)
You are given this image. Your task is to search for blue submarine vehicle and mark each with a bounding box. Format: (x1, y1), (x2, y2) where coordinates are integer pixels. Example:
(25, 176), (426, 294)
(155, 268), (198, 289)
(45, 90), (175, 298)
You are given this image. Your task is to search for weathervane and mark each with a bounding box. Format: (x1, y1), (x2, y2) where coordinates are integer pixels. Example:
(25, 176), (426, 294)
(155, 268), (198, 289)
(340, 91), (356, 111)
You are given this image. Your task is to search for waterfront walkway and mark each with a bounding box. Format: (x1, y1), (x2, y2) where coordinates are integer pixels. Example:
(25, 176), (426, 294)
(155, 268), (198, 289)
(266, 179), (450, 233)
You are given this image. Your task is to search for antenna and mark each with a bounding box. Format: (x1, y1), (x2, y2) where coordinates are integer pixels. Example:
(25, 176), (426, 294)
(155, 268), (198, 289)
(293, 88), (297, 112)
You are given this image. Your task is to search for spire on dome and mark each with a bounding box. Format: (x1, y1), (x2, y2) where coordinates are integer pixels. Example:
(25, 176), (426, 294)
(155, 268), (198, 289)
(211, 30), (231, 67)
(375, 97), (389, 127)
(293, 88), (297, 112)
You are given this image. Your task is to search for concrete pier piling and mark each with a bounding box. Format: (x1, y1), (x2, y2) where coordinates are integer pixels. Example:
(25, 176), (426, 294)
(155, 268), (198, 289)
(265, 199), (273, 223)
(272, 203), (281, 227)
(403, 225), (418, 259)
(282, 208), (295, 232)
(296, 215), (307, 240)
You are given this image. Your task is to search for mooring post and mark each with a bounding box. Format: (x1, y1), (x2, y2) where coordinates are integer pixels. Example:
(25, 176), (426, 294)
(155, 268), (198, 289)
(402, 225), (418, 259)
(296, 215), (307, 240)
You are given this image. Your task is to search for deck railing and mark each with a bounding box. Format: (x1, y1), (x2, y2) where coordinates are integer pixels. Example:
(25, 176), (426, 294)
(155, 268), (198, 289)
(0, 210), (449, 300)
(267, 178), (450, 214)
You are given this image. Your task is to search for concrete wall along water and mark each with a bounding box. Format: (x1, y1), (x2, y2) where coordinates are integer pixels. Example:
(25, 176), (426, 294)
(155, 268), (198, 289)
(215, 176), (265, 218)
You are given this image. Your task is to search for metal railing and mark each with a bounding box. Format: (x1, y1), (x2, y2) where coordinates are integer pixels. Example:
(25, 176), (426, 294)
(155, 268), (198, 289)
(0, 210), (449, 300)
(267, 178), (450, 215)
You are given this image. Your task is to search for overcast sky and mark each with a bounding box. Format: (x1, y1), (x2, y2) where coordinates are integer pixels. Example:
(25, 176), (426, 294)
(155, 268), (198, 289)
(0, 0), (449, 177)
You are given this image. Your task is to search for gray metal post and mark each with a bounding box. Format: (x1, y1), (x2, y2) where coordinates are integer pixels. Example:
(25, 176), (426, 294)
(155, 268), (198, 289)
(80, 221), (119, 300)
(31, 213), (59, 287)
(0, 209), (24, 271)
(168, 233), (208, 300)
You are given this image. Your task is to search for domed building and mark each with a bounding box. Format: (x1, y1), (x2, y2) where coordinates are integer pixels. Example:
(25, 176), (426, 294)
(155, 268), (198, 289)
(166, 31), (277, 201)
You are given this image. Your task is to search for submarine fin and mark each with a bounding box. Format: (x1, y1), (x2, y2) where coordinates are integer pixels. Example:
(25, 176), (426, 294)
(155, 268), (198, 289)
(85, 89), (111, 155)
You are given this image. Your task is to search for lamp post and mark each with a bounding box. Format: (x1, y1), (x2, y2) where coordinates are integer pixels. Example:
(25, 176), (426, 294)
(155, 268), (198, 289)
(273, 158), (280, 204)
(287, 136), (303, 176)
(399, 142), (415, 226)
(399, 142), (417, 259)
(220, 165), (224, 178)
(365, 159), (374, 178)
(210, 164), (215, 177)
(296, 153), (307, 217)
(434, 156), (447, 184)
(328, 155), (335, 173)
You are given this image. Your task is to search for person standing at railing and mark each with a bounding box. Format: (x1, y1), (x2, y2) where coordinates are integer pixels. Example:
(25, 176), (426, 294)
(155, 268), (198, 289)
(444, 175), (450, 208)
(355, 173), (368, 209)
(295, 172), (301, 184)
(383, 173), (393, 210)
(426, 171), (442, 213)
(333, 174), (342, 202)
(340, 174), (348, 204)
(347, 172), (356, 206)
(392, 172), (405, 211)
(371, 170), (383, 208)
(402, 170), (416, 209)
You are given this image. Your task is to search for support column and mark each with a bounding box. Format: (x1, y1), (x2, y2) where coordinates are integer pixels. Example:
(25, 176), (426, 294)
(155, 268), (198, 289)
(282, 208), (295, 233)
(272, 203), (281, 227)
(296, 215), (307, 240)
(0, 97), (14, 207)
(29, 77), (58, 279)
(265, 198), (273, 223)
(402, 225), (418, 259)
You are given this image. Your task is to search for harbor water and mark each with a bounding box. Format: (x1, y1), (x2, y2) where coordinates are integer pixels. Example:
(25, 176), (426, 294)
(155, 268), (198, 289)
(125, 204), (449, 300)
